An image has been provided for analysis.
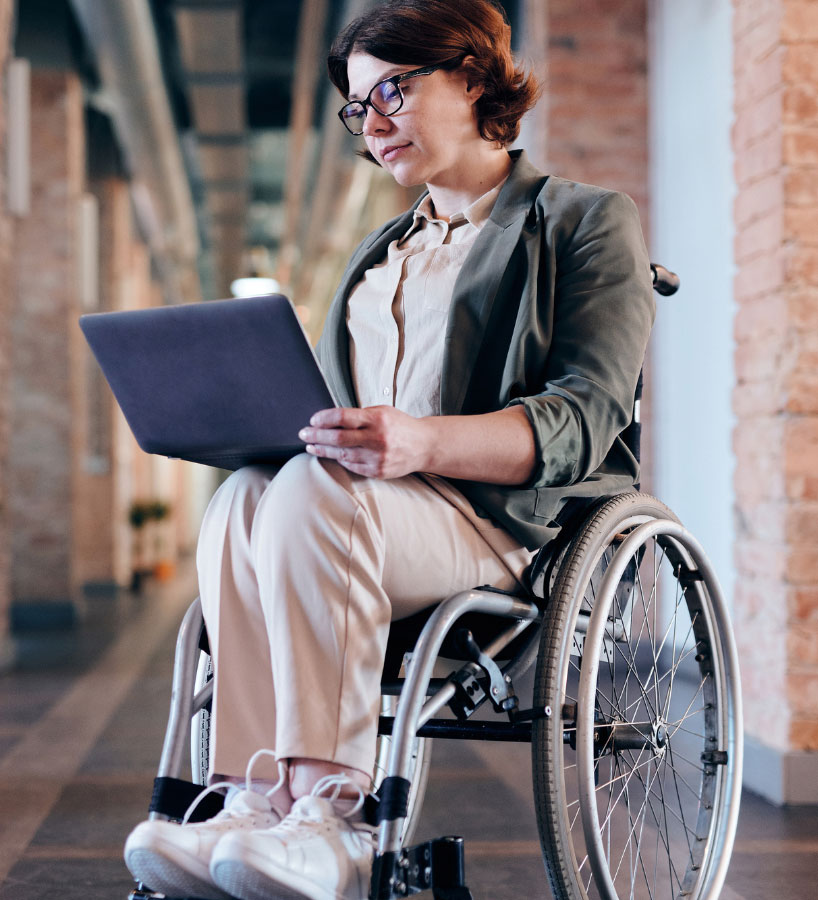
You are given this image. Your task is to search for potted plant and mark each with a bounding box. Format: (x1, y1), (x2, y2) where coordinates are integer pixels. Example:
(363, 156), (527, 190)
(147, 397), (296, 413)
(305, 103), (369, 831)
(149, 499), (175, 581)
(128, 500), (152, 591)
(128, 498), (175, 588)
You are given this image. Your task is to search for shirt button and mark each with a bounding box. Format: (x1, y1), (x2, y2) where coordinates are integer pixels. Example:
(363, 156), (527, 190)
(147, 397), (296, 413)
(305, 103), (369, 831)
(383, 387), (390, 396)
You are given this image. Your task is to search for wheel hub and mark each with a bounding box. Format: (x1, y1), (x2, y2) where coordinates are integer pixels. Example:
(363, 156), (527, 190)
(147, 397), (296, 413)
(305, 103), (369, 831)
(605, 717), (669, 756)
(654, 721), (668, 748)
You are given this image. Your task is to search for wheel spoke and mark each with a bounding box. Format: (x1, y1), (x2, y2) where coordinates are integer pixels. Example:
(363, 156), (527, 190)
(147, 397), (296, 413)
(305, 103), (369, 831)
(628, 757), (685, 892)
(667, 676), (710, 740)
(622, 561), (659, 720)
(653, 633), (703, 701)
(650, 545), (661, 746)
(651, 587), (685, 660)
(633, 542), (665, 721)
(668, 742), (696, 864)
(672, 723), (707, 741)
(665, 747), (706, 774)
(663, 758), (705, 801)
(663, 610), (701, 722)
(630, 757), (703, 840)
(656, 755), (684, 892)
(595, 745), (654, 832)
(608, 751), (661, 897)
(607, 637), (659, 722)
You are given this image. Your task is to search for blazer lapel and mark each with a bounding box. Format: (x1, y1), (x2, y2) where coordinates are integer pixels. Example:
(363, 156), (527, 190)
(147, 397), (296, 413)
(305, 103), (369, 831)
(440, 151), (549, 414)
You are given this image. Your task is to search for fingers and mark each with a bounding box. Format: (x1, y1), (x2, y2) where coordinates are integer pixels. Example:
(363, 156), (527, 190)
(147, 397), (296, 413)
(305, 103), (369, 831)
(298, 426), (370, 448)
(299, 407), (390, 448)
(304, 442), (363, 463)
(304, 441), (383, 478)
(297, 406), (407, 480)
(307, 407), (369, 429)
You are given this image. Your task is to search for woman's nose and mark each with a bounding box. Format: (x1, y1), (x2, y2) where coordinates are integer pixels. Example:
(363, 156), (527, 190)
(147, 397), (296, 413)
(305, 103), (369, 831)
(362, 105), (392, 136)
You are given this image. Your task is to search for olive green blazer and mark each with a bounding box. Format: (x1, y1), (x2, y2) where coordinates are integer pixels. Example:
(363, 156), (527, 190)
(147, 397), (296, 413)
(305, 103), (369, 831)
(316, 150), (655, 550)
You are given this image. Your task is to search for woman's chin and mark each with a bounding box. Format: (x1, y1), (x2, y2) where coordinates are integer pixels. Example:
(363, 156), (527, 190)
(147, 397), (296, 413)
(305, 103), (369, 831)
(385, 162), (426, 188)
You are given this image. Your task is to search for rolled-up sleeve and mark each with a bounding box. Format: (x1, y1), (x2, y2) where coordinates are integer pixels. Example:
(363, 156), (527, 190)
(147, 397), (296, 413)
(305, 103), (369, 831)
(508, 190), (655, 489)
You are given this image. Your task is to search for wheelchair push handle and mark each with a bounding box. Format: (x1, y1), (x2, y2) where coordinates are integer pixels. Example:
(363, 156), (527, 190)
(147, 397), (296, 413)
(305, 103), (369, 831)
(651, 262), (680, 296)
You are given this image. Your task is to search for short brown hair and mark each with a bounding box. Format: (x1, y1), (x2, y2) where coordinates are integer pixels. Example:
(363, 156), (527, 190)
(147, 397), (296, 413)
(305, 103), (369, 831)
(327, 0), (540, 148)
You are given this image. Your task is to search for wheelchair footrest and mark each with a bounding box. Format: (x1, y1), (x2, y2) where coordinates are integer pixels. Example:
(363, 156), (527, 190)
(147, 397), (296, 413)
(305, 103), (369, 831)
(370, 836), (474, 899)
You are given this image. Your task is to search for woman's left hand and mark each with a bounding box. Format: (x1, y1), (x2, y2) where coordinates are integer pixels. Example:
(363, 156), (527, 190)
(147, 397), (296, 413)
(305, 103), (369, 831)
(299, 406), (431, 479)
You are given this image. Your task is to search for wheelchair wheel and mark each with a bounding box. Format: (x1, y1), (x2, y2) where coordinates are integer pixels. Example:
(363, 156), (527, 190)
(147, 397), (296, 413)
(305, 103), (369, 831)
(191, 650), (213, 785)
(532, 492), (742, 900)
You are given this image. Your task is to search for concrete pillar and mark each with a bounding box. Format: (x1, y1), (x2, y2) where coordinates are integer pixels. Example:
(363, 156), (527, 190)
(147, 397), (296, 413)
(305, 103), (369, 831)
(8, 67), (85, 625)
(0, 0), (17, 665)
(732, 0), (818, 803)
(73, 177), (132, 590)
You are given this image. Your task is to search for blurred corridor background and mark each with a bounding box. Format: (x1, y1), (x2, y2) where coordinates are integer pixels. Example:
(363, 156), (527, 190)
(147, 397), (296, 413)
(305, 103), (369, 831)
(0, 0), (816, 896)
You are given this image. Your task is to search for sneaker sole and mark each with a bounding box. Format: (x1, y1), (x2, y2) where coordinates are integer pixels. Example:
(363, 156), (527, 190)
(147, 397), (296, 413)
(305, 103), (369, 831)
(213, 858), (321, 900)
(212, 847), (366, 900)
(125, 845), (233, 900)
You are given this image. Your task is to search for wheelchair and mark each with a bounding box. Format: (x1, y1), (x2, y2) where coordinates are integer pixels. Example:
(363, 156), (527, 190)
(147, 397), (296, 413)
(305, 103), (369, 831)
(132, 264), (743, 900)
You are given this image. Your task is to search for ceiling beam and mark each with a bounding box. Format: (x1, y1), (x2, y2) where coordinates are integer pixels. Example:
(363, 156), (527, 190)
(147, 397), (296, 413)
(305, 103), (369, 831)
(174, 6), (242, 72)
(172, 1), (247, 296)
(277, 0), (329, 289)
(69, 0), (201, 303)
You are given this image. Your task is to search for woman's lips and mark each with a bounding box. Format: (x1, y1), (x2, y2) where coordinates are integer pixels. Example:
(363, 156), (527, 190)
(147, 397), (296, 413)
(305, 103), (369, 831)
(381, 143), (411, 163)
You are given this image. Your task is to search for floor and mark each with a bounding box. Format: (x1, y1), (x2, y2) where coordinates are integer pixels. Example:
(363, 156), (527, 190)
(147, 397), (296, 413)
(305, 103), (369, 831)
(1, 566), (816, 900)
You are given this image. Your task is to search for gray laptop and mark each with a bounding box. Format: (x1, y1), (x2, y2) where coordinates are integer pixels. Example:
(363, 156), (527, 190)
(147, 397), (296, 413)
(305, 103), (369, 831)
(79, 294), (336, 470)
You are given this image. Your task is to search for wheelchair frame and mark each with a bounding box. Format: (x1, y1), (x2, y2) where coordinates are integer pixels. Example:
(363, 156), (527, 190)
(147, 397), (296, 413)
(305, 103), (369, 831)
(133, 264), (744, 900)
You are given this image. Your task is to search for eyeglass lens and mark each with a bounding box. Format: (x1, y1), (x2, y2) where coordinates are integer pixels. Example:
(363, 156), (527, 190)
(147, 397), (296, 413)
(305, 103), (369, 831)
(341, 78), (404, 133)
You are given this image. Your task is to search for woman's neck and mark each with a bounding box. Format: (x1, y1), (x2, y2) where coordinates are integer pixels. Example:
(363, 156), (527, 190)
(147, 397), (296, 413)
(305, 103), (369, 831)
(425, 147), (513, 220)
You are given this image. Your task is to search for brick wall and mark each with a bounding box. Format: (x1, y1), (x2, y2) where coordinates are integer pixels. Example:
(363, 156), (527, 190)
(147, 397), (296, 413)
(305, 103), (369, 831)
(732, 0), (818, 756)
(523, 0), (653, 487)
(0, 0), (15, 661)
(544, 0), (649, 219)
(9, 68), (85, 609)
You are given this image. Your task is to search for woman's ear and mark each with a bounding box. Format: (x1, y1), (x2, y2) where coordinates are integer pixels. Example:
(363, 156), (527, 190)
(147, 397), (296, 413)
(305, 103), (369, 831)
(459, 55), (485, 103)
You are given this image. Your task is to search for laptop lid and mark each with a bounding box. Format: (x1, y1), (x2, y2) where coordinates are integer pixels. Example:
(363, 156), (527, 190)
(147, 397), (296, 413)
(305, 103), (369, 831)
(79, 294), (336, 470)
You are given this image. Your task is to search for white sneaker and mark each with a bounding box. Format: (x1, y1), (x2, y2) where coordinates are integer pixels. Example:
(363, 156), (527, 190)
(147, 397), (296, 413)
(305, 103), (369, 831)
(125, 750), (288, 899)
(125, 787), (284, 899)
(210, 775), (375, 900)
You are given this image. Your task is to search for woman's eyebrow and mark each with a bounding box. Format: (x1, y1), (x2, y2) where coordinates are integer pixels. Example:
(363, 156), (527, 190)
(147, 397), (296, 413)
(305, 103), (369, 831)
(348, 67), (406, 101)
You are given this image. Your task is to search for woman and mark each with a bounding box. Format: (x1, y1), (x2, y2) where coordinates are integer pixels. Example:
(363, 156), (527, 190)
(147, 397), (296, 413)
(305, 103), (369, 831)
(125, 1), (654, 899)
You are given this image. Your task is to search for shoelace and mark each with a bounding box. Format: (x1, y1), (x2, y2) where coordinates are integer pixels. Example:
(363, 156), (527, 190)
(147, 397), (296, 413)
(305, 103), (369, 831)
(310, 773), (367, 819)
(181, 747), (288, 825)
(271, 773), (377, 839)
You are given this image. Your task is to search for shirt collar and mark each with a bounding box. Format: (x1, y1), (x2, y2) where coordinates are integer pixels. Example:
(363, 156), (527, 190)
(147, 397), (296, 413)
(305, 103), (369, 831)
(460, 176), (509, 228)
(398, 176), (508, 244)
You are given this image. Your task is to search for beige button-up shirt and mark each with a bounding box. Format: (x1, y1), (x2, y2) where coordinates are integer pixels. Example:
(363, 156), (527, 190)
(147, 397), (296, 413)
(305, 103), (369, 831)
(344, 176), (535, 569)
(346, 179), (506, 418)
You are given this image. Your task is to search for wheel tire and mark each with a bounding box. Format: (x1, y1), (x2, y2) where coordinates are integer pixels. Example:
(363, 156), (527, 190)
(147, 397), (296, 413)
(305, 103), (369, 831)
(532, 492), (742, 900)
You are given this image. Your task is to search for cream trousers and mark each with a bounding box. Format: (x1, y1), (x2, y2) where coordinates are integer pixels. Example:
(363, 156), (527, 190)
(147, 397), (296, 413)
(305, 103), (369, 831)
(196, 454), (533, 780)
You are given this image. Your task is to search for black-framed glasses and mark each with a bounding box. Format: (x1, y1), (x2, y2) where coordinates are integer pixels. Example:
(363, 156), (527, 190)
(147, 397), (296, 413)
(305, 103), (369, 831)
(338, 59), (460, 135)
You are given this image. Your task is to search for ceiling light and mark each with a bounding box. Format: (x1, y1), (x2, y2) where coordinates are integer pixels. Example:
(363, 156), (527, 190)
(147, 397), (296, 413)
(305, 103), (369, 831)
(229, 276), (280, 298)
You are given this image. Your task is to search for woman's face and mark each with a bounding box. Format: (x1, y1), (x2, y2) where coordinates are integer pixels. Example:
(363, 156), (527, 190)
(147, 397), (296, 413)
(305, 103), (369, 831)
(345, 52), (482, 189)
